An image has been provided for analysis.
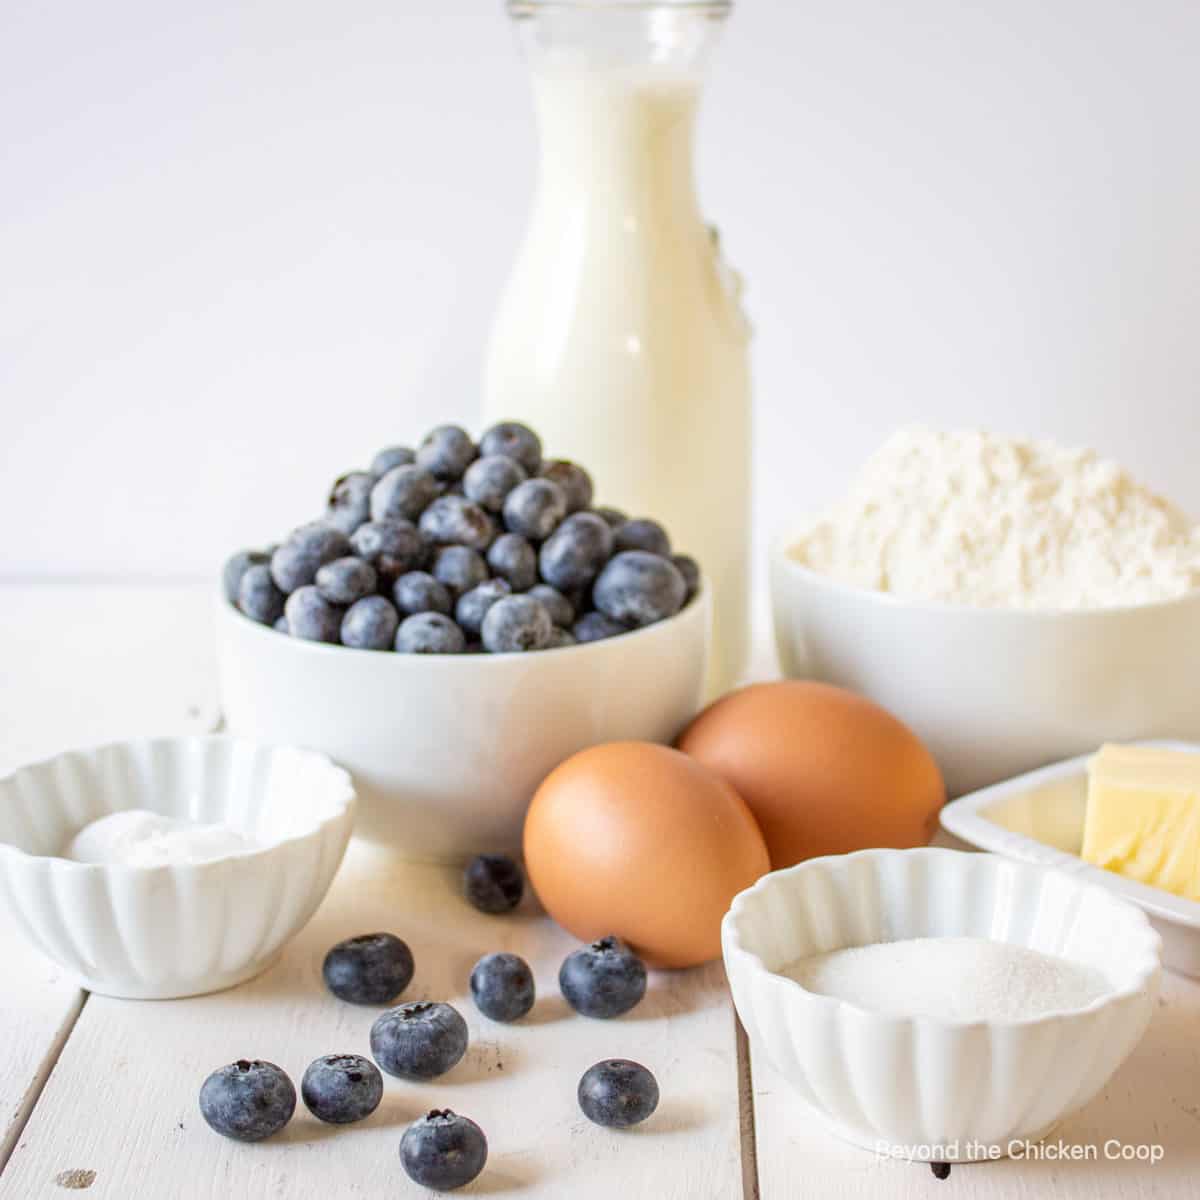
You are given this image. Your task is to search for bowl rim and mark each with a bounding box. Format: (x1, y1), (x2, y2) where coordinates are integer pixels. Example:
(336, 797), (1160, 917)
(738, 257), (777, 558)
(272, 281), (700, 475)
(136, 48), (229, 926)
(722, 846), (1162, 1031)
(219, 577), (710, 664)
(769, 525), (1200, 621)
(0, 735), (357, 875)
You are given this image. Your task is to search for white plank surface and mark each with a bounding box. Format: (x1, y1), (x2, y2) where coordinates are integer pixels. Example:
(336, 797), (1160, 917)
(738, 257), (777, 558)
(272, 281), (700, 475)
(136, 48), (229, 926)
(0, 841), (744, 1199)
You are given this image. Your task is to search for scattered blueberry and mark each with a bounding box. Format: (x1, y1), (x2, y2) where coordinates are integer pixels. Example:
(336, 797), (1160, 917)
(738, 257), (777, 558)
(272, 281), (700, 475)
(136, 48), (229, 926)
(350, 518), (423, 584)
(538, 511), (614, 591)
(396, 612), (466, 654)
(559, 935), (647, 1019)
(432, 545), (489, 598)
(341, 595), (400, 650)
(237, 562), (285, 625)
(223, 549), (268, 605)
(455, 578), (512, 637)
(463, 454), (527, 513)
(370, 445), (416, 477)
(502, 478), (567, 541)
(419, 495), (494, 552)
(671, 553), (701, 600)
(479, 421), (542, 474)
(285, 586), (343, 643)
(470, 953), (535, 1023)
(273, 615), (289, 633)
(323, 932), (415, 1005)
(577, 1059), (659, 1128)
(481, 594), (553, 653)
(301, 1054), (383, 1125)
(613, 518), (672, 557)
(326, 471), (375, 535)
(315, 556), (377, 605)
(593, 551), (686, 627)
(591, 506), (627, 529)
(270, 523), (351, 593)
(392, 571), (452, 617)
(526, 583), (574, 629)
(416, 424), (477, 481)
(199, 1060), (296, 1142)
(547, 626), (576, 648)
(370, 1001), (469, 1080)
(400, 1109), (488, 1192)
(572, 611), (629, 644)
(370, 464), (440, 523)
(539, 460), (593, 513)
(463, 854), (524, 914)
(486, 532), (538, 590)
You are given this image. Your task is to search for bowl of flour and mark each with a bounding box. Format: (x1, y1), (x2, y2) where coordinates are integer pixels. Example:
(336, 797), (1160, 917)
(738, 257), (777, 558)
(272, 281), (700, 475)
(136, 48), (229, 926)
(771, 430), (1200, 796)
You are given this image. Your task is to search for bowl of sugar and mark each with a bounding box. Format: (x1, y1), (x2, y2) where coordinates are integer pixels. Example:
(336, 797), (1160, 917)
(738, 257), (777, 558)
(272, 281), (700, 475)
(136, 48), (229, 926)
(722, 847), (1160, 1161)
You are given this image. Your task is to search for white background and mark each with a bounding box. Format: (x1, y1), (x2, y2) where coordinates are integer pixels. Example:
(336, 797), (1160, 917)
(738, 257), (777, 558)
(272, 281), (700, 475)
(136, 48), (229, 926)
(2, 0), (1198, 581)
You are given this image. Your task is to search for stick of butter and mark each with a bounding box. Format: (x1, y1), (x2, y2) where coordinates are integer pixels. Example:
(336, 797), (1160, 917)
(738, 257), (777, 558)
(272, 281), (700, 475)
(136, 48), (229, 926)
(1082, 743), (1200, 901)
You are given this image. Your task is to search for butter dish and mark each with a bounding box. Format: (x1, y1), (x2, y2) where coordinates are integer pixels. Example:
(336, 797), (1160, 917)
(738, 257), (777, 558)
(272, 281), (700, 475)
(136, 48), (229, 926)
(940, 741), (1200, 976)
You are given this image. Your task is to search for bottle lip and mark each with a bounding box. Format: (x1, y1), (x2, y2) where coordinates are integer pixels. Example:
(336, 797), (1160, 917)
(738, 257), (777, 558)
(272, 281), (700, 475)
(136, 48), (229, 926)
(508, 1), (732, 17)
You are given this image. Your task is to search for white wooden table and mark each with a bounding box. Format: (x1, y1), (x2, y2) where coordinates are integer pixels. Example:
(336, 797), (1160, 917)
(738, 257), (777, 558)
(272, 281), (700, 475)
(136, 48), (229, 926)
(1, 584), (1197, 1199)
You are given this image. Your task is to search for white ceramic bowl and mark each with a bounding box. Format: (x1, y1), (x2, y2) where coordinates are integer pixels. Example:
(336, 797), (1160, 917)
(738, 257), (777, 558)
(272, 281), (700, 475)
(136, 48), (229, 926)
(722, 848), (1160, 1160)
(0, 737), (355, 999)
(770, 537), (1200, 796)
(217, 585), (710, 862)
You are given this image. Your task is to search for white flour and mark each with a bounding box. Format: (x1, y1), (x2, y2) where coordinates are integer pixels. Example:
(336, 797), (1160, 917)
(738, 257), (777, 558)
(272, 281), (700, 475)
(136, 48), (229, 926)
(794, 430), (1200, 609)
(781, 937), (1110, 1022)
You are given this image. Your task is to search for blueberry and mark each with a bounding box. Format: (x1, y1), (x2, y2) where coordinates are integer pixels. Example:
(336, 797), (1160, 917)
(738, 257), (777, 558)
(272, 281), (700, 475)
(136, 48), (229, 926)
(487, 532), (538, 590)
(593, 551), (686, 627)
(340, 596), (399, 651)
(671, 554), (701, 600)
(419, 495), (494, 552)
(538, 512), (614, 591)
(463, 854), (524, 913)
(432, 545), (489, 598)
(199, 1060), (296, 1142)
(572, 611), (629, 644)
(370, 1001), (469, 1080)
(547, 626), (576, 648)
(350, 518), (423, 584)
(323, 932), (414, 1004)
(270, 522), (352, 593)
(315, 555), (377, 605)
(455, 579), (512, 637)
(396, 612), (466, 654)
(578, 1059), (660, 1128)
(237, 563), (285, 625)
(502, 479), (567, 541)
(526, 583), (574, 629)
(370, 464), (440, 523)
(559, 935), (647, 1019)
(481, 594), (553, 653)
(370, 445), (416, 477)
(479, 421), (542, 474)
(285, 586), (343, 643)
(539, 460), (593, 513)
(400, 1109), (488, 1192)
(463, 454), (527, 513)
(416, 424), (477, 482)
(273, 615), (289, 634)
(392, 571), (452, 617)
(326, 471), (374, 535)
(613, 518), (672, 557)
(591, 506), (627, 529)
(301, 1054), (383, 1125)
(223, 549), (269, 605)
(470, 953), (535, 1023)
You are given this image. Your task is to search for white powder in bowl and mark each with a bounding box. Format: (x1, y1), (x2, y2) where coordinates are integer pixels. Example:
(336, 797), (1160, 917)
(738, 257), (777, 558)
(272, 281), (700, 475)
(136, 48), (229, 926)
(793, 430), (1200, 610)
(780, 937), (1111, 1022)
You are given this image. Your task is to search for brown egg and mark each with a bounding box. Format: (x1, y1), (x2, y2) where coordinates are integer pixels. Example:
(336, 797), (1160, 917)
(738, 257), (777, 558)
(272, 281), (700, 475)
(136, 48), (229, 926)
(677, 681), (944, 868)
(523, 742), (770, 968)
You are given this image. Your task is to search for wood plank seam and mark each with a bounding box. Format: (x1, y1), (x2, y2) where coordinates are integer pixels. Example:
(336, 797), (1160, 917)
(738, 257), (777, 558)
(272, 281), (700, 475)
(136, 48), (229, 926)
(736, 1014), (760, 1200)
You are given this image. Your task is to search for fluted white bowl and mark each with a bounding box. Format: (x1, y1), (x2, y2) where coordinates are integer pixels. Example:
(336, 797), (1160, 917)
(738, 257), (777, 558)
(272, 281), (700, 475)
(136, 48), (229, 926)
(0, 737), (355, 999)
(722, 848), (1160, 1160)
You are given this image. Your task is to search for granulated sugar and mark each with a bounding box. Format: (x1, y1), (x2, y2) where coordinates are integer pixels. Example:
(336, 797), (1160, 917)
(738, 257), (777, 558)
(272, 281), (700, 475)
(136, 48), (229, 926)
(780, 937), (1111, 1022)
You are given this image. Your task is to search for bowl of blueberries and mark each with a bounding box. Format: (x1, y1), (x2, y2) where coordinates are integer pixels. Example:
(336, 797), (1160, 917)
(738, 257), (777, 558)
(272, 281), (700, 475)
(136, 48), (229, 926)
(217, 420), (709, 861)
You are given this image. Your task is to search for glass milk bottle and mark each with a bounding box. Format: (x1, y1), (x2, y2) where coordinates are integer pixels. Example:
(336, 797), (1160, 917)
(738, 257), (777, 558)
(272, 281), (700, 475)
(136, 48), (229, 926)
(484, 0), (751, 696)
